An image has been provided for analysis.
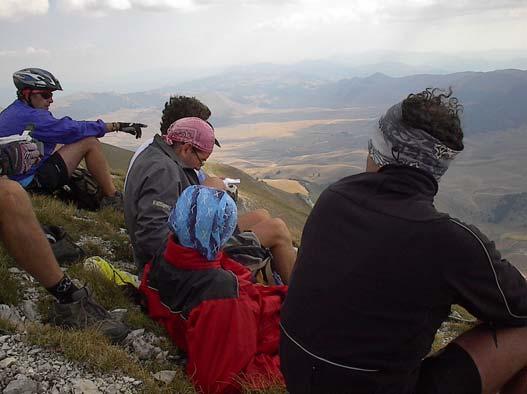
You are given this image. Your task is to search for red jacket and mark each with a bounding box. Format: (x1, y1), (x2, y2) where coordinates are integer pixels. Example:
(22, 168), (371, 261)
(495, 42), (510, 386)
(139, 235), (287, 393)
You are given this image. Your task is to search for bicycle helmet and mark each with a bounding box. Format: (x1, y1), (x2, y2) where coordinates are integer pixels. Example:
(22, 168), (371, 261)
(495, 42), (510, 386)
(13, 68), (62, 91)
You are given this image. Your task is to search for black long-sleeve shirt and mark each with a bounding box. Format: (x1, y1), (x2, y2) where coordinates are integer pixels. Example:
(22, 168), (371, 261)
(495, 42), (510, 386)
(282, 165), (527, 374)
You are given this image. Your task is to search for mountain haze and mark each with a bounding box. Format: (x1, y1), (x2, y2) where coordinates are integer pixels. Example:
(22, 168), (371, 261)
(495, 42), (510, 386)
(51, 68), (527, 135)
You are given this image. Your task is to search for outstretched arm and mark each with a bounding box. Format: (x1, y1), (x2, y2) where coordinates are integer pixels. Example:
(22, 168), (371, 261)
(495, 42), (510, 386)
(105, 122), (146, 139)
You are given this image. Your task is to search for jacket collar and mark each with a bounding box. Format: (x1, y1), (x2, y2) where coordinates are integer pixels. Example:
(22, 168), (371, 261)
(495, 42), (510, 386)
(152, 134), (186, 167)
(163, 235), (223, 270)
(378, 164), (439, 198)
(330, 164), (443, 222)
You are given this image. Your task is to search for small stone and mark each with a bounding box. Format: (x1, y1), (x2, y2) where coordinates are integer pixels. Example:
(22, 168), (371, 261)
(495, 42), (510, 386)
(3, 376), (38, 394)
(153, 370), (177, 384)
(124, 329), (144, 343)
(128, 336), (154, 360)
(0, 305), (22, 327)
(0, 357), (16, 368)
(22, 300), (40, 321)
(21, 301), (39, 322)
(71, 378), (101, 394)
(155, 350), (168, 362)
(7, 268), (21, 274)
(104, 384), (119, 394)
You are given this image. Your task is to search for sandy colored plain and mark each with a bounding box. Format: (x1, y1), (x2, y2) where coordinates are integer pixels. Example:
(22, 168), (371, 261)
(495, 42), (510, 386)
(261, 179), (309, 196)
(215, 118), (365, 141)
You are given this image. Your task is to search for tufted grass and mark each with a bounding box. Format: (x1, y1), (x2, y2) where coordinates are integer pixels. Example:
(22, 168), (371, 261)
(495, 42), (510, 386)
(0, 247), (21, 306)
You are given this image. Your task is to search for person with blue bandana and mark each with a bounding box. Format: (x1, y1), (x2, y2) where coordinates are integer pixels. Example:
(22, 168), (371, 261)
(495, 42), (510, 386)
(139, 185), (287, 394)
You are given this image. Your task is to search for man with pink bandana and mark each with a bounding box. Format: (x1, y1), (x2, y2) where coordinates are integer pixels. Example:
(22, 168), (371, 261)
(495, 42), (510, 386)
(124, 117), (296, 283)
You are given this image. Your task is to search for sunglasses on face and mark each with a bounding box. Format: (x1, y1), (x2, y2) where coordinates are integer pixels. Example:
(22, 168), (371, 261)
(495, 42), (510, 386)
(32, 90), (53, 99)
(192, 147), (207, 166)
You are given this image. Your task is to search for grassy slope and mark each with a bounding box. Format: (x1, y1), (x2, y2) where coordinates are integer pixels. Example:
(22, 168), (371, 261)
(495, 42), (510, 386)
(101, 142), (135, 172)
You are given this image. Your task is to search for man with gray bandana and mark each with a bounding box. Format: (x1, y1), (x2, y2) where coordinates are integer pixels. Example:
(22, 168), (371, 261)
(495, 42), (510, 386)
(280, 88), (527, 394)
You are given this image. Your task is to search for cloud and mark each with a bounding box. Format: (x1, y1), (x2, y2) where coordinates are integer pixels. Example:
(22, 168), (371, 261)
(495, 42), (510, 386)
(0, 47), (50, 57)
(58, 0), (201, 13)
(253, 0), (527, 31)
(255, 6), (362, 32)
(0, 50), (17, 57)
(25, 47), (51, 55)
(376, 0), (527, 22)
(0, 0), (49, 19)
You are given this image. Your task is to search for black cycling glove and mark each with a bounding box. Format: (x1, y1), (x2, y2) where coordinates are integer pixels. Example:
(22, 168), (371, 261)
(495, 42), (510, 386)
(117, 122), (146, 139)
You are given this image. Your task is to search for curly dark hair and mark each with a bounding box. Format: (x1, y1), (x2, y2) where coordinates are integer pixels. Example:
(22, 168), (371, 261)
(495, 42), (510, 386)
(402, 87), (464, 151)
(160, 96), (211, 135)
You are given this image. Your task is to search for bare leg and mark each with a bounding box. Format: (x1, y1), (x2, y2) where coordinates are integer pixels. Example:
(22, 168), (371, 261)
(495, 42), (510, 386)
(247, 217), (296, 284)
(502, 368), (527, 394)
(0, 179), (63, 287)
(238, 209), (271, 231)
(57, 137), (116, 197)
(454, 325), (527, 394)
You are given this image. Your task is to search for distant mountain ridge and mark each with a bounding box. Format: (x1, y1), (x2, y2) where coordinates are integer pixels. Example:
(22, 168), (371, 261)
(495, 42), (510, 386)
(50, 68), (527, 135)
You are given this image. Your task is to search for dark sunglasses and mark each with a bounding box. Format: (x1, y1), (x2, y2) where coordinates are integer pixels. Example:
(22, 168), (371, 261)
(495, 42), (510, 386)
(32, 90), (53, 99)
(192, 147), (206, 166)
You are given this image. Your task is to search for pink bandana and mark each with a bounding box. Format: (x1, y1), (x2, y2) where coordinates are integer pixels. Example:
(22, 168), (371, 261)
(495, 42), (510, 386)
(163, 117), (218, 154)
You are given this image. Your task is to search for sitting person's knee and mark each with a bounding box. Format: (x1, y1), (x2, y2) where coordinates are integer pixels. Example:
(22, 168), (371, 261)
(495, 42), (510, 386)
(253, 208), (271, 222)
(67, 136), (99, 150)
(268, 217), (292, 243)
(0, 179), (29, 216)
(0, 178), (26, 203)
(81, 136), (100, 147)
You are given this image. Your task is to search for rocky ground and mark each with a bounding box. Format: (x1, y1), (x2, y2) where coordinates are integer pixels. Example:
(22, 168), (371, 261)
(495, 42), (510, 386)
(0, 257), (189, 393)
(0, 333), (140, 394)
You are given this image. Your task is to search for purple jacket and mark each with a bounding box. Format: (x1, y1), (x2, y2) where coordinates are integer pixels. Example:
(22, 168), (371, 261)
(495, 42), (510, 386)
(0, 99), (106, 182)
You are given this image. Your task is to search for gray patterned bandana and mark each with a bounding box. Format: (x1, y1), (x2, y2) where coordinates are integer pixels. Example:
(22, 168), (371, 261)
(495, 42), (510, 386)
(368, 102), (461, 181)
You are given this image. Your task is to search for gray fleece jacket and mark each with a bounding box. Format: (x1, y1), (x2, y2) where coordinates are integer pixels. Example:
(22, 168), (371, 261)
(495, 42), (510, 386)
(124, 135), (199, 270)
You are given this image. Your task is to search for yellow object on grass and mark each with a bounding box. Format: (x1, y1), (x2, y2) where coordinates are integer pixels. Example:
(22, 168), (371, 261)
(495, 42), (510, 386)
(84, 256), (139, 288)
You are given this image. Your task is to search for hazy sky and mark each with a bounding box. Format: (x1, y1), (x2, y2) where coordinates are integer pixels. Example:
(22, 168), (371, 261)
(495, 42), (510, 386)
(0, 0), (526, 95)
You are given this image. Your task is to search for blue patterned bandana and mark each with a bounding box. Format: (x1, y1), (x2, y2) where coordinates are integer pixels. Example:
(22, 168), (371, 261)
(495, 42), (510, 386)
(368, 103), (461, 181)
(168, 185), (237, 261)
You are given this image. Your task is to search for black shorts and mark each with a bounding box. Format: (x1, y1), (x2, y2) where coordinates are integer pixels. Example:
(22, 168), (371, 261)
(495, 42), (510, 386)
(280, 329), (481, 394)
(416, 343), (481, 394)
(27, 152), (69, 194)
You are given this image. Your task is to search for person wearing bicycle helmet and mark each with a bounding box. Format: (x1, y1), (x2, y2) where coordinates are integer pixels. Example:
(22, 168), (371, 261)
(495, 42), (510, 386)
(0, 68), (147, 209)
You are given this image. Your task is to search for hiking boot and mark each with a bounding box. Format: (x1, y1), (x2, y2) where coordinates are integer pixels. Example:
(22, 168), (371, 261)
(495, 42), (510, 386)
(48, 287), (130, 343)
(100, 190), (124, 211)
